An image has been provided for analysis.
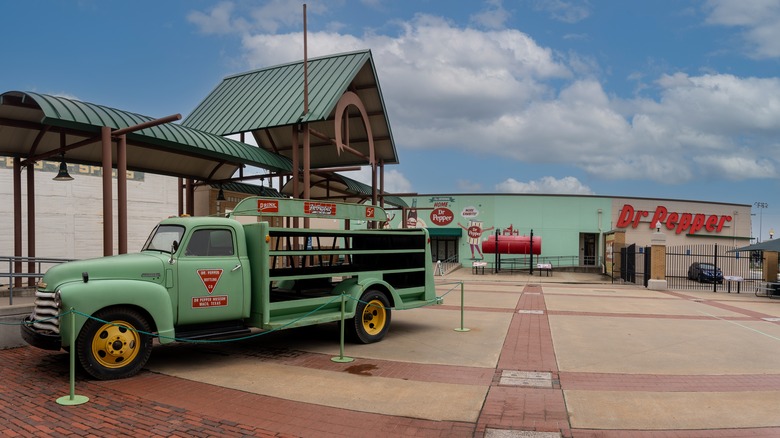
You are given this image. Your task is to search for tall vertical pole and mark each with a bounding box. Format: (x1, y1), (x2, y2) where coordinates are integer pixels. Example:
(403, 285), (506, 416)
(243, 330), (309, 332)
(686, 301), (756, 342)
(185, 178), (194, 216)
(292, 127), (300, 199)
(101, 126), (113, 256)
(302, 3), (310, 229)
(177, 177), (184, 216)
(26, 163), (35, 286)
(13, 158), (22, 288)
(117, 135), (128, 254)
(303, 3), (309, 116)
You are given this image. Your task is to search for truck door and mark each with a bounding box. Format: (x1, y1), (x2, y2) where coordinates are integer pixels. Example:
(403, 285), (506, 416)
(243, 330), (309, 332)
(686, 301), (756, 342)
(176, 227), (245, 324)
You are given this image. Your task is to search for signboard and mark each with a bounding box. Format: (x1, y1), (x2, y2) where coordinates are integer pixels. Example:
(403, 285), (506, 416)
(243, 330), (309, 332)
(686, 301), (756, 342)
(616, 204), (732, 235)
(257, 199), (279, 213)
(304, 202), (337, 216)
(192, 295), (228, 308)
(430, 207), (454, 226)
(196, 268), (223, 293)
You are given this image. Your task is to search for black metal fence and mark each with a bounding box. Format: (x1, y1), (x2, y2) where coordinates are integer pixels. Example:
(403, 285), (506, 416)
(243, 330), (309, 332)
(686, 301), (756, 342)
(666, 244), (761, 292)
(618, 244), (649, 286)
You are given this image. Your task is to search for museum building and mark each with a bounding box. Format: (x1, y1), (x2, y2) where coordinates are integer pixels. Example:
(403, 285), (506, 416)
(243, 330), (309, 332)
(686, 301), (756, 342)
(390, 193), (751, 273)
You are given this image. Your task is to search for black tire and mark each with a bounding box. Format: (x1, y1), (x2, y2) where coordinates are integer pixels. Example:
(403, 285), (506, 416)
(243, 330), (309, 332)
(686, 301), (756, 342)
(76, 306), (153, 380)
(348, 290), (391, 344)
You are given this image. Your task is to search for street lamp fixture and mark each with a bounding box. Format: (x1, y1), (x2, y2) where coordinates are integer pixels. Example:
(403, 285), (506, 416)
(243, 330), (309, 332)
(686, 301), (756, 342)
(754, 202), (768, 242)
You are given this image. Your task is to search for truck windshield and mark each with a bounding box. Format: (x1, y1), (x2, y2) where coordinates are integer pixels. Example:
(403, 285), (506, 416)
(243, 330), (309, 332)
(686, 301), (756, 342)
(142, 225), (185, 253)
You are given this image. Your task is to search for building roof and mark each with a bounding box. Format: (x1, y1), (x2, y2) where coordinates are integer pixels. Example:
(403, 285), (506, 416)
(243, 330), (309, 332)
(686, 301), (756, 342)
(183, 50), (399, 168)
(211, 181), (284, 198)
(280, 172), (408, 208)
(0, 91), (291, 181)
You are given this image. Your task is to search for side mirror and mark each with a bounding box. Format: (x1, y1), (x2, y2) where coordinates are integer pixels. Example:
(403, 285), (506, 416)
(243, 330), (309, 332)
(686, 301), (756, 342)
(169, 240), (179, 264)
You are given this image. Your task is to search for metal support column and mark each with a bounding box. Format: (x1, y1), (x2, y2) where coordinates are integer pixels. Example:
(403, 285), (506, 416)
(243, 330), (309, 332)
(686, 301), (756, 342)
(101, 126), (113, 256)
(26, 163), (36, 286)
(117, 135), (128, 254)
(13, 157), (22, 287)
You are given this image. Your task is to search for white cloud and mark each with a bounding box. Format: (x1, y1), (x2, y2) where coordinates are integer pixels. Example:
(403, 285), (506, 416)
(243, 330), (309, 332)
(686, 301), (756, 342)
(189, 3), (780, 188)
(704, 0), (780, 58)
(341, 167), (413, 194)
(495, 176), (593, 194)
(470, 0), (511, 29)
(187, 2), (246, 35)
(457, 179), (483, 192)
(532, 0), (592, 24)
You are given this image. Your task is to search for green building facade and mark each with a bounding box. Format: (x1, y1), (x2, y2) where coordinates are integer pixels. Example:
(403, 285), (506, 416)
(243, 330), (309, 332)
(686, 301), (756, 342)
(388, 194), (613, 270)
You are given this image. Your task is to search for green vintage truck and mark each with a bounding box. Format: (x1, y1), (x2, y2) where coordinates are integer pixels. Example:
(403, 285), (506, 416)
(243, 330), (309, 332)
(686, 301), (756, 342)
(22, 197), (439, 380)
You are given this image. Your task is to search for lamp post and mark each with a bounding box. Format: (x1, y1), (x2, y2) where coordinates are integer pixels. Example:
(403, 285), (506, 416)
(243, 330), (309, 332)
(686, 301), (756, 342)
(754, 202), (768, 242)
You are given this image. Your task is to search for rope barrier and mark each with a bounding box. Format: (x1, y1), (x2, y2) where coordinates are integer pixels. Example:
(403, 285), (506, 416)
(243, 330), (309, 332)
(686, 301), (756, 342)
(8, 281), (468, 406)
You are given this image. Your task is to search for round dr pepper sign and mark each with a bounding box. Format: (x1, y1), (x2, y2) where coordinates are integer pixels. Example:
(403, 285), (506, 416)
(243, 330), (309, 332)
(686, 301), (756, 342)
(430, 207), (454, 226)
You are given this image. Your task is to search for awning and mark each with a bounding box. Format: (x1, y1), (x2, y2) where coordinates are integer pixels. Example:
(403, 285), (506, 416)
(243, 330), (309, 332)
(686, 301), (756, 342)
(728, 240), (780, 252)
(427, 227), (462, 237)
(0, 91), (292, 181)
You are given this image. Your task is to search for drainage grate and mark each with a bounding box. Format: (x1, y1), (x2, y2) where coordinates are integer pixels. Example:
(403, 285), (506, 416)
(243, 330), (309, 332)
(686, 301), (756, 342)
(485, 430), (561, 438)
(499, 370), (553, 388)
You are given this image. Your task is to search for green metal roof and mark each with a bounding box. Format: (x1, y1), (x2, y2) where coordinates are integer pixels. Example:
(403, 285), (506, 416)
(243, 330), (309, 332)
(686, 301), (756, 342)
(210, 182), (284, 198)
(182, 50), (399, 168)
(0, 91), (291, 181)
(280, 172), (408, 208)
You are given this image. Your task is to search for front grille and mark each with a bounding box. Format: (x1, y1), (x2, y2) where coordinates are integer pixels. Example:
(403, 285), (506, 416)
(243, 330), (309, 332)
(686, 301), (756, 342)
(31, 290), (60, 334)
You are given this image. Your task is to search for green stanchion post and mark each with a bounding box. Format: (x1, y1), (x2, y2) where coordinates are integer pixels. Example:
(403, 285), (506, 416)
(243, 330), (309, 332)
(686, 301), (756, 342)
(331, 293), (354, 363)
(454, 282), (470, 332)
(57, 309), (89, 405)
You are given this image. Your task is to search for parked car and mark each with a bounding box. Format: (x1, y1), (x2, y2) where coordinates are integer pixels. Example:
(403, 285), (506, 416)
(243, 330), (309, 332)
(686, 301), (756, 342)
(687, 262), (723, 284)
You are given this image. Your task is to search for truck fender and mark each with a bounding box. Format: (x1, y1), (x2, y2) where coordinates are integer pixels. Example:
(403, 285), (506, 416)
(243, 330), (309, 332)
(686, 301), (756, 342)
(331, 278), (398, 314)
(58, 280), (175, 347)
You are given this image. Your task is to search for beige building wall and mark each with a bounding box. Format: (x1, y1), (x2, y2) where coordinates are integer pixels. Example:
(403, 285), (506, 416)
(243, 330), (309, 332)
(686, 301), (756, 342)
(0, 161), (180, 260)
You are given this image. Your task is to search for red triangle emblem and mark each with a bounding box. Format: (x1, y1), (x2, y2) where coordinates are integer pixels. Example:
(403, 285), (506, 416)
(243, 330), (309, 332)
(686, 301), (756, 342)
(197, 269), (223, 294)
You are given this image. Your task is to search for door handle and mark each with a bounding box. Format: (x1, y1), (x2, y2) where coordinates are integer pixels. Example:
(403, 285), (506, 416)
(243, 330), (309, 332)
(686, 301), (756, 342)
(231, 264), (242, 272)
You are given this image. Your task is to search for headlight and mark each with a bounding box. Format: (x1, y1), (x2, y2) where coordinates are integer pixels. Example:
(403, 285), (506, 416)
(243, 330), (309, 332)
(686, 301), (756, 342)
(53, 289), (63, 308)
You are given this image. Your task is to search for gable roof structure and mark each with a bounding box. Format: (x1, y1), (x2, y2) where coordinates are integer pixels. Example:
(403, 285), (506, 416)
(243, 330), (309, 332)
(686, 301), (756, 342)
(280, 172), (408, 208)
(183, 50), (398, 169)
(0, 91), (292, 181)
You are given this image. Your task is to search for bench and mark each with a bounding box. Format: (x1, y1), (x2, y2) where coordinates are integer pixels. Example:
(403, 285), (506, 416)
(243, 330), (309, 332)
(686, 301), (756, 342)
(723, 275), (743, 293)
(536, 263), (552, 276)
(472, 261), (487, 275)
(755, 282), (780, 298)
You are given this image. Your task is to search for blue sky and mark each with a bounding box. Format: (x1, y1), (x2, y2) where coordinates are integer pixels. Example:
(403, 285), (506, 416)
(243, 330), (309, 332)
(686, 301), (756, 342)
(2, 1), (780, 240)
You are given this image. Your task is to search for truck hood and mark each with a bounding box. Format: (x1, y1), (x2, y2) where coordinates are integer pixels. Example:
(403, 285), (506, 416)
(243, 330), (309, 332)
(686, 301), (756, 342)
(42, 253), (167, 290)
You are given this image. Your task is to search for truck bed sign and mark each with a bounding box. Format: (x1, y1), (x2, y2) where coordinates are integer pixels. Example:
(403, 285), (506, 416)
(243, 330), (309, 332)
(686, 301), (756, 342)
(197, 269), (223, 293)
(257, 200), (279, 213)
(192, 295), (228, 308)
(304, 202), (337, 216)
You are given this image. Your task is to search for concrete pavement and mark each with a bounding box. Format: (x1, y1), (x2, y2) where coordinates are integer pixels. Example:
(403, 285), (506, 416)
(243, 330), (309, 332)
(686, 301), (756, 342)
(2, 269), (780, 437)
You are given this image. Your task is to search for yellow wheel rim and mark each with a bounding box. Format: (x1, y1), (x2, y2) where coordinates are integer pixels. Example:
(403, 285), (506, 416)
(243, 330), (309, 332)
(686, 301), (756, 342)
(90, 320), (141, 369)
(361, 299), (387, 335)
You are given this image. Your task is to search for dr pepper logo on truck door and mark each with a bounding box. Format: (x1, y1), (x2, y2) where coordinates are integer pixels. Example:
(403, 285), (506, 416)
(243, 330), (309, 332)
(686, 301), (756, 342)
(193, 269), (228, 308)
(197, 269), (223, 293)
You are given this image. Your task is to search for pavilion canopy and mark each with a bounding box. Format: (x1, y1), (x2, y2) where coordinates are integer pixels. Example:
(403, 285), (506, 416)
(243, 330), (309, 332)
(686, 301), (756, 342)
(728, 239), (780, 252)
(183, 50), (399, 169)
(0, 91), (291, 181)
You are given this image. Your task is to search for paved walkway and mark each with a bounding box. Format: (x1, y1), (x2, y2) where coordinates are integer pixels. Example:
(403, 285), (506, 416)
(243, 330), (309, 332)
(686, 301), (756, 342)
(2, 270), (780, 437)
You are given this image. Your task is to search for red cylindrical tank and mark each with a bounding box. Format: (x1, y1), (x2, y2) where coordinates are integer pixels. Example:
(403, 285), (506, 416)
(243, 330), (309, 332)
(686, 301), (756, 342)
(481, 235), (542, 255)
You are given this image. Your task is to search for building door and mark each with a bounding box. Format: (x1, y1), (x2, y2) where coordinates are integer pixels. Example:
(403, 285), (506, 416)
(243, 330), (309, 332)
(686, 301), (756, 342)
(580, 233), (597, 266)
(431, 236), (458, 262)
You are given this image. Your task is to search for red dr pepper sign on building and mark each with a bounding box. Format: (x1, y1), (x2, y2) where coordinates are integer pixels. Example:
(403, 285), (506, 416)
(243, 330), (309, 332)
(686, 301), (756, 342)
(197, 269), (223, 293)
